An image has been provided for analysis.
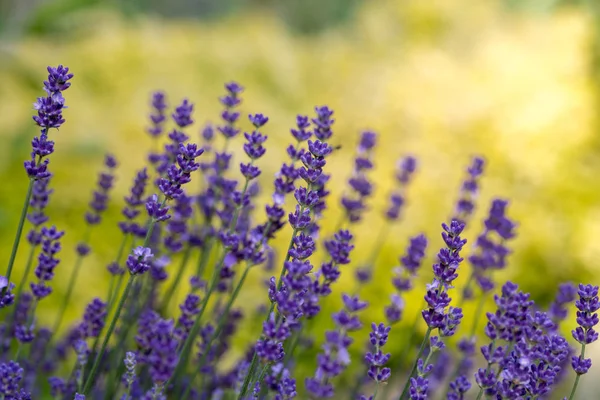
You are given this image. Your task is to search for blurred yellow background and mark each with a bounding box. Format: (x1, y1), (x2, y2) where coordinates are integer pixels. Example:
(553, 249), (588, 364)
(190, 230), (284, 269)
(1, 0), (599, 396)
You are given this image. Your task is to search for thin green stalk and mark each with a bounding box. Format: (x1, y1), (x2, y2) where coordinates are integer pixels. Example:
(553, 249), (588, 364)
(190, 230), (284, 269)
(161, 244), (192, 312)
(283, 325), (303, 367)
(196, 233), (214, 277)
(181, 264), (251, 399)
(53, 226), (93, 334)
(398, 327), (432, 400)
(170, 249), (227, 386)
(14, 243), (37, 301)
(83, 274), (135, 394)
(372, 384), (380, 400)
(475, 339), (497, 400)
(457, 272), (475, 308)
(171, 176), (254, 387)
(238, 226), (300, 399)
(3, 178), (34, 292)
(568, 343), (586, 400)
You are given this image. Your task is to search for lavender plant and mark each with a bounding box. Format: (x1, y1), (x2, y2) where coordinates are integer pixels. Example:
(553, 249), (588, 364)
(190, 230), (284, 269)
(0, 65), (597, 400)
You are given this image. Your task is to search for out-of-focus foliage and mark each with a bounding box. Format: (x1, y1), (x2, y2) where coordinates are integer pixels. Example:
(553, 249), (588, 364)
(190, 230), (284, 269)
(0, 0), (363, 36)
(1, 0), (599, 393)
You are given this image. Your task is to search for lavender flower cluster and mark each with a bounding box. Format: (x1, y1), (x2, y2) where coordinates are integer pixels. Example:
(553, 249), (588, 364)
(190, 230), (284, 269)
(0, 65), (597, 400)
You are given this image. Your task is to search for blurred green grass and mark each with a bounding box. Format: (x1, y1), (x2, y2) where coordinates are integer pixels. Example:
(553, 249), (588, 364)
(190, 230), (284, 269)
(1, 0), (599, 395)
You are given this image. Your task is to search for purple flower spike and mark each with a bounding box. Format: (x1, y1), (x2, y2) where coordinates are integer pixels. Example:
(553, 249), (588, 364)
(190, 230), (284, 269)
(147, 91), (167, 137)
(79, 298), (107, 339)
(306, 293), (366, 398)
(453, 156), (485, 224)
(27, 66), (73, 179)
(571, 284), (599, 376)
(365, 323), (392, 385)
(84, 154), (118, 227)
(386, 234), (428, 324)
(30, 226), (64, 300)
(341, 131), (377, 223)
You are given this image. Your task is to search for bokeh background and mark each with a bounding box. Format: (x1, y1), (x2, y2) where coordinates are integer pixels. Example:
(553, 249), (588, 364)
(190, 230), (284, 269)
(1, 0), (600, 397)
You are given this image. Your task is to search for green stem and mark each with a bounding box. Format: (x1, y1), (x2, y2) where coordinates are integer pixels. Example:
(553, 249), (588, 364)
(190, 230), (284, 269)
(238, 226), (301, 399)
(372, 384), (380, 400)
(53, 226), (92, 334)
(457, 272), (474, 308)
(3, 178), (34, 292)
(82, 274), (135, 394)
(568, 343), (586, 400)
(169, 249), (227, 386)
(475, 340), (497, 400)
(14, 242), (37, 301)
(398, 327), (432, 400)
(196, 235), (214, 277)
(161, 245), (192, 312)
(180, 264), (251, 399)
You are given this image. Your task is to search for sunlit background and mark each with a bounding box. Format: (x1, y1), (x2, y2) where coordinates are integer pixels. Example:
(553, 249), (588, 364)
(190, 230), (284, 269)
(1, 0), (600, 397)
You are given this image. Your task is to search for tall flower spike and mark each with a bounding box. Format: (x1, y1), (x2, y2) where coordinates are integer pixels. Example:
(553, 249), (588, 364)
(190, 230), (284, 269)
(570, 284), (599, 378)
(30, 226), (64, 300)
(385, 155), (417, 221)
(548, 282), (577, 328)
(341, 131), (377, 223)
(5, 66), (71, 304)
(364, 323), (392, 385)
(453, 156), (485, 224)
(83, 154), (118, 229)
(385, 234), (428, 324)
(400, 221), (466, 400)
(119, 168), (150, 239)
(464, 198), (516, 299)
(305, 294), (368, 398)
(147, 91), (168, 137)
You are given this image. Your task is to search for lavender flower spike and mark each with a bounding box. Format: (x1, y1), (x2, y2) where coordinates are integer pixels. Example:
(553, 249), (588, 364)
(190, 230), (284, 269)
(400, 220), (466, 400)
(568, 284), (599, 399)
(453, 156), (485, 224)
(360, 322), (391, 399)
(4, 65), (72, 300)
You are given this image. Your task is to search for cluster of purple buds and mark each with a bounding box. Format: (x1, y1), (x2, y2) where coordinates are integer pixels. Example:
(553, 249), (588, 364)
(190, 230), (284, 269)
(341, 131), (377, 223)
(26, 176), (53, 246)
(146, 142), (204, 221)
(0, 360), (28, 398)
(385, 234), (428, 324)
(84, 154), (118, 226)
(219, 82), (243, 139)
(147, 91), (168, 138)
(571, 284), (599, 375)
(548, 282), (577, 328)
(302, 230), (354, 319)
(78, 298), (107, 339)
(385, 155), (417, 221)
(288, 106), (335, 235)
(453, 156), (485, 223)
(119, 168), (150, 238)
(26, 65), (73, 180)
(422, 221), (466, 333)
(164, 194), (194, 253)
(364, 323), (391, 384)
(126, 246), (153, 275)
(305, 294), (367, 398)
(255, 115), (310, 241)
(467, 198), (516, 296)
(0, 276), (15, 309)
(30, 226), (64, 300)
